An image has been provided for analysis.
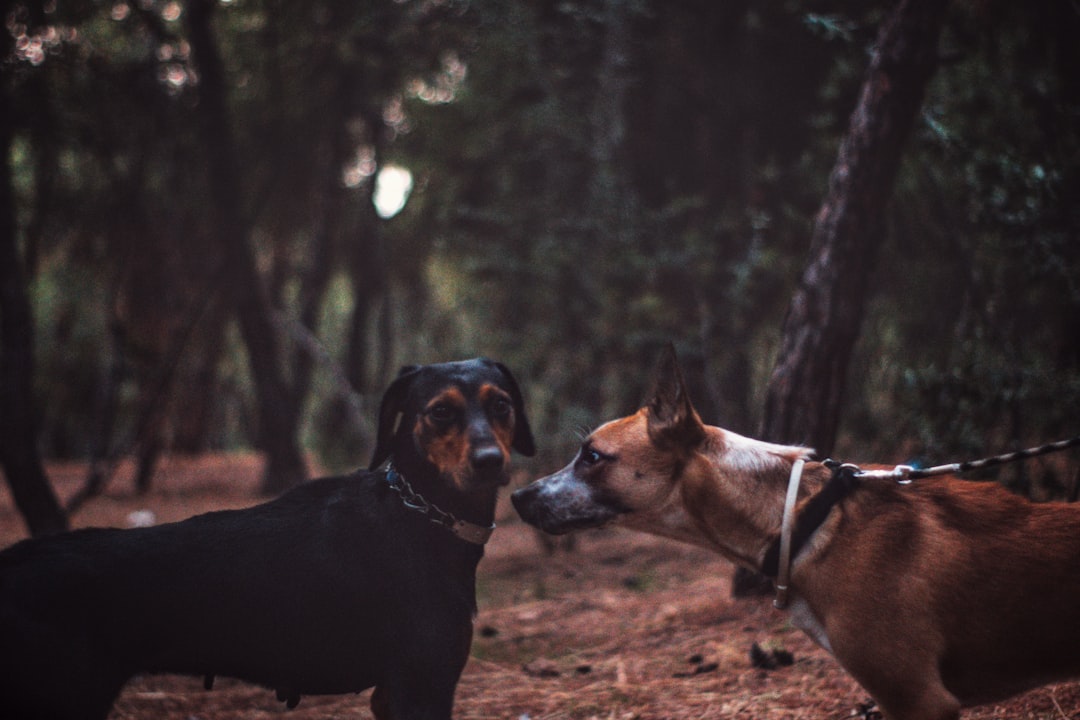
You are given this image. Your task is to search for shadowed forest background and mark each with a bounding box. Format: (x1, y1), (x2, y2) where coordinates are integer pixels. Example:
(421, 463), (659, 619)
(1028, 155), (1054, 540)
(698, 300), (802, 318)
(2, 0), (1079, 536)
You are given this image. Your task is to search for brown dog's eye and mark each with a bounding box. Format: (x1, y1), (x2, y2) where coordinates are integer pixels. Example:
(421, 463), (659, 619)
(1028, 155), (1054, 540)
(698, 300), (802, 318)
(580, 445), (611, 467)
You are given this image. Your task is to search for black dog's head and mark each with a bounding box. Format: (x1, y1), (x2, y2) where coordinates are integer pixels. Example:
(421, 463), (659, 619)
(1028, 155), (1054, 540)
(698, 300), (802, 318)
(369, 358), (535, 492)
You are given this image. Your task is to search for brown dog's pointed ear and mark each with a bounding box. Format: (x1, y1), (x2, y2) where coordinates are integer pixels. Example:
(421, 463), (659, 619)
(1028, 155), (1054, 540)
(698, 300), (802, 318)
(368, 365), (421, 470)
(491, 360), (536, 457)
(646, 344), (706, 454)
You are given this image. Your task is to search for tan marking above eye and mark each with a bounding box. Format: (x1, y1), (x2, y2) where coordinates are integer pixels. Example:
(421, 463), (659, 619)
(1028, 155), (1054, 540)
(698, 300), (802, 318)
(424, 388), (467, 424)
(478, 383), (516, 449)
(479, 384), (513, 416)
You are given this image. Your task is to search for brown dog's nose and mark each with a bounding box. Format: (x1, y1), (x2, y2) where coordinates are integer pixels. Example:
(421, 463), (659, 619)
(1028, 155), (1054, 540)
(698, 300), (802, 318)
(509, 485), (536, 520)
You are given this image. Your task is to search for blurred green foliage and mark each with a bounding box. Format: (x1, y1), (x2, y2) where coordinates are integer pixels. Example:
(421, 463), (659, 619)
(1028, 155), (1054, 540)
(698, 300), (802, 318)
(4, 0), (1078, 490)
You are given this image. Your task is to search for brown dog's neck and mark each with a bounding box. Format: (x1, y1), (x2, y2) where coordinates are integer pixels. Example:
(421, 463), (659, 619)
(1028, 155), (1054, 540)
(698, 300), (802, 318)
(676, 428), (818, 570)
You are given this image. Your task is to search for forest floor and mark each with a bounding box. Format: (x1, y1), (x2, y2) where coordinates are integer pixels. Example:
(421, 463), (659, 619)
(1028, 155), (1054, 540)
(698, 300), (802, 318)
(2, 452), (1079, 720)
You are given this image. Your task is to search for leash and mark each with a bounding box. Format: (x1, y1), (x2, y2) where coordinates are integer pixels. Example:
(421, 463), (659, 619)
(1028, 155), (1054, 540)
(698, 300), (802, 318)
(766, 434), (1080, 609)
(844, 434), (1080, 483)
(385, 465), (495, 546)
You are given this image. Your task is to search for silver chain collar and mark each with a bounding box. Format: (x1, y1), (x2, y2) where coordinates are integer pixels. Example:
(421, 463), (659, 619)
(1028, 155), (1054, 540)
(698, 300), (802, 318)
(384, 465), (495, 546)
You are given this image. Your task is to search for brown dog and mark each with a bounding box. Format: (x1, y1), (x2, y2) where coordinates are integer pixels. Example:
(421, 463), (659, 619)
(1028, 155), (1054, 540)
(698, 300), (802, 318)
(512, 347), (1080, 720)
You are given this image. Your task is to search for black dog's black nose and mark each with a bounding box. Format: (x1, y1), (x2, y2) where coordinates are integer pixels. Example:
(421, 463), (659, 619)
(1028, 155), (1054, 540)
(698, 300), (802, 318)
(470, 445), (505, 471)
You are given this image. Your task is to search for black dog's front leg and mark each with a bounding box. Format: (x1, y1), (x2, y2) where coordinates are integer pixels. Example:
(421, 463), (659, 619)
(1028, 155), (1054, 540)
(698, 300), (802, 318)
(276, 686), (301, 709)
(370, 675), (457, 720)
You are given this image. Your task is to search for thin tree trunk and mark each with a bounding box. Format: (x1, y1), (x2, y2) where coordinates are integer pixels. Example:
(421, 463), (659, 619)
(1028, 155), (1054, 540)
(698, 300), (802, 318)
(736, 0), (949, 598)
(187, 0), (307, 495)
(288, 53), (352, 409)
(0, 51), (68, 537)
(344, 106), (388, 397)
(759, 0), (949, 456)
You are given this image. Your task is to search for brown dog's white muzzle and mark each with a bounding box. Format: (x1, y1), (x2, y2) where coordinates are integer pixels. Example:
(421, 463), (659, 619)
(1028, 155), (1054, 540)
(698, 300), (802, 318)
(512, 467), (623, 534)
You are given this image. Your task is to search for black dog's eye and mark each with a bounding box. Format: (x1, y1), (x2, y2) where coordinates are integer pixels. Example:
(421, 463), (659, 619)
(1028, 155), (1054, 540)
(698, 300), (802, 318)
(428, 404), (458, 423)
(490, 397), (512, 418)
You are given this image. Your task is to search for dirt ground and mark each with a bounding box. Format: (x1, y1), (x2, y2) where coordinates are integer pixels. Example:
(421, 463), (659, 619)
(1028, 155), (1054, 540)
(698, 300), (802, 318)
(2, 453), (1079, 719)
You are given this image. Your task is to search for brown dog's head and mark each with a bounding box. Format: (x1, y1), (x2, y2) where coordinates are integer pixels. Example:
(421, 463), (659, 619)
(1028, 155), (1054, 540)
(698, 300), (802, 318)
(370, 358), (535, 493)
(512, 346), (808, 547)
(511, 345), (709, 535)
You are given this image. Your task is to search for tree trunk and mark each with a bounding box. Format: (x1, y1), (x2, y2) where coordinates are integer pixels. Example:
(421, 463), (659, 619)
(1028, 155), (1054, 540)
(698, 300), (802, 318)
(344, 105), (389, 398)
(736, 0), (949, 598)
(0, 52), (68, 537)
(186, 0), (307, 495)
(759, 0), (949, 456)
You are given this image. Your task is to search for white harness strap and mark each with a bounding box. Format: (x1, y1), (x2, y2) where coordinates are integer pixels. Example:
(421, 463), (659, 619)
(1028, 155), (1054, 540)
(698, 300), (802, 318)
(773, 458), (805, 610)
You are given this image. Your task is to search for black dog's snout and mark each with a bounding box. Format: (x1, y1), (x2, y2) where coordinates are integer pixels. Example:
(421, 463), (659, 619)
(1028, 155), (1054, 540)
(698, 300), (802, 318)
(471, 444), (505, 471)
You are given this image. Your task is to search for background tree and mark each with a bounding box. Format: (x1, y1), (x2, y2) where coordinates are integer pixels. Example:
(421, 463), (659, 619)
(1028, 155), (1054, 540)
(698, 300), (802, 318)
(185, 0), (308, 494)
(760, 0), (951, 457)
(734, 0), (950, 597)
(0, 0), (67, 535)
(2, 0), (1077, 535)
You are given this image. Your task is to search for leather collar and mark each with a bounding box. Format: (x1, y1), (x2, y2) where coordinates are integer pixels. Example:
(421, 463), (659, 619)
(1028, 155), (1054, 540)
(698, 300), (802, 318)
(761, 461), (859, 584)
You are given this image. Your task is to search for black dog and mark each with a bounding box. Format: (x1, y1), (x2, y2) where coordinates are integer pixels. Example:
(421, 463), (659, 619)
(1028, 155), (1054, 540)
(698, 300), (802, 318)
(0, 358), (534, 720)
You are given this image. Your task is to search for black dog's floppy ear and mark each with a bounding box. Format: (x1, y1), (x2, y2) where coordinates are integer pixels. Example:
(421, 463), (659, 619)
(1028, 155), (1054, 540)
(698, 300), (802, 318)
(368, 365), (420, 470)
(492, 360), (536, 457)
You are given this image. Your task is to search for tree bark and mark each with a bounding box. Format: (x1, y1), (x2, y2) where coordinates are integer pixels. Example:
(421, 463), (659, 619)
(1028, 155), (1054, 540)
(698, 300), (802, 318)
(187, 0), (307, 494)
(0, 38), (68, 536)
(343, 104), (388, 398)
(759, 0), (949, 456)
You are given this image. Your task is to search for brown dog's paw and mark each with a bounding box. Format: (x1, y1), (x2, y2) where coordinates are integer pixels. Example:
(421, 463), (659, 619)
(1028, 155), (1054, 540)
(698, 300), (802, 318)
(852, 701), (883, 719)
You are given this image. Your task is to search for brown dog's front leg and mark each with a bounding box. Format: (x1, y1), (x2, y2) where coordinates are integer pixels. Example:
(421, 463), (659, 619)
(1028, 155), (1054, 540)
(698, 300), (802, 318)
(874, 692), (960, 720)
(850, 669), (960, 720)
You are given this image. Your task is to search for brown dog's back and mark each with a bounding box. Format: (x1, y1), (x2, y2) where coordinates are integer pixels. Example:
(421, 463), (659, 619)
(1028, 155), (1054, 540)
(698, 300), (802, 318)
(806, 477), (1080, 707)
